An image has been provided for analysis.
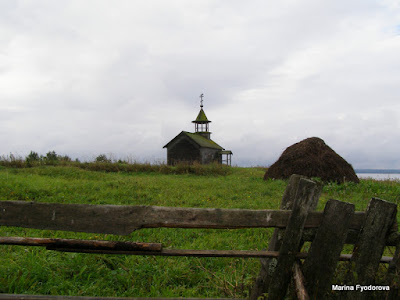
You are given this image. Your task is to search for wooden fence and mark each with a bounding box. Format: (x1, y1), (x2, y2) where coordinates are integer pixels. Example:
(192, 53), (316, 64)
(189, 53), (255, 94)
(0, 175), (399, 299)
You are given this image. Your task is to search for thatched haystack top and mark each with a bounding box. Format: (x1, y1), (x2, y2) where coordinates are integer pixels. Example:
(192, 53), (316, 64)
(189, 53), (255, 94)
(264, 137), (359, 184)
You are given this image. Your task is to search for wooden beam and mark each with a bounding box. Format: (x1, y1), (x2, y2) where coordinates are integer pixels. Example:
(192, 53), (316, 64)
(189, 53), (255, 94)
(302, 228), (400, 246)
(0, 200), (367, 235)
(0, 238), (395, 262)
(347, 198), (397, 300)
(250, 174), (315, 300)
(0, 237), (162, 252)
(267, 178), (318, 300)
(302, 199), (355, 299)
(0, 294), (243, 300)
(48, 247), (289, 258)
(387, 238), (400, 299)
(293, 262), (309, 300)
(1, 200), (397, 244)
(2, 240), (395, 264)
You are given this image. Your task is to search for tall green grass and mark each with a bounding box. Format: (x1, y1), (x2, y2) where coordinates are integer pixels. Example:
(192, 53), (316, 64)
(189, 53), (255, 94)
(0, 165), (399, 298)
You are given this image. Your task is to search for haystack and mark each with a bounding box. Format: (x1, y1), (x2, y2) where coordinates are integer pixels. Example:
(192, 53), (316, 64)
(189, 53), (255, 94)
(264, 137), (359, 184)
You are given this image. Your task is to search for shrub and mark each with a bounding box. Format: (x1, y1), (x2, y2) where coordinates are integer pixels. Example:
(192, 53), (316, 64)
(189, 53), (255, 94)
(95, 154), (111, 163)
(45, 151), (59, 162)
(26, 151), (40, 162)
(26, 151), (41, 166)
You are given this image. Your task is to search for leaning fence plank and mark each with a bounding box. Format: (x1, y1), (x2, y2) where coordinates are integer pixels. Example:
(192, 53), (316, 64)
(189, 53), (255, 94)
(302, 199), (355, 299)
(267, 178), (317, 300)
(293, 262), (309, 300)
(250, 175), (321, 300)
(347, 198), (397, 300)
(386, 239), (400, 299)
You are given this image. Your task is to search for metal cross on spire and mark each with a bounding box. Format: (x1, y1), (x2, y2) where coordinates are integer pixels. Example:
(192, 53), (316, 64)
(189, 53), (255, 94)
(200, 93), (204, 108)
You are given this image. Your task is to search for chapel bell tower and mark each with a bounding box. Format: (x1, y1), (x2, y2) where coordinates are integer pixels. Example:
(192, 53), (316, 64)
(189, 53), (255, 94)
(192, 93), (211, 140)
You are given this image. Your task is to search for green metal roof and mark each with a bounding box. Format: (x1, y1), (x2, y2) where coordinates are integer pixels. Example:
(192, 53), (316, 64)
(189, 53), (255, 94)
(192, 108), (210, 123)
(183, 132), (223, 149)
(163, 131), (223, 150)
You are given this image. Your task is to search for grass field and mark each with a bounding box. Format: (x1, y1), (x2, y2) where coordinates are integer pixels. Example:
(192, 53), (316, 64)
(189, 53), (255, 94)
(0, 164), (399, 298)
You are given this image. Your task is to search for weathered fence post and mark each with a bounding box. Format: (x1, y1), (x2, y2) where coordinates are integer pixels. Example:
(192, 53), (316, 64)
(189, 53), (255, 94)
(293, 261), (309, 300)
(250, 175), (321, 300)
(346, 197), (397, 300)
(302, 199), (355, 299)
(387, 238), (400, 299)
(267, 178), (317, 299)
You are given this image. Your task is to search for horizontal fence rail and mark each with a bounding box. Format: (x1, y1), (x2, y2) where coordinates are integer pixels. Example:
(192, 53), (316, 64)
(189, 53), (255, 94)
(1, 200), (399, 245)
(0, 200), (369, 232)
(0, 237), (394, 263)
(0, 295), (243, 300)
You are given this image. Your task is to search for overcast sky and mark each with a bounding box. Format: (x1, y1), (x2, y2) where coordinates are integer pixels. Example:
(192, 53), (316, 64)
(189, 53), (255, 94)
(1, 0), (400, 168)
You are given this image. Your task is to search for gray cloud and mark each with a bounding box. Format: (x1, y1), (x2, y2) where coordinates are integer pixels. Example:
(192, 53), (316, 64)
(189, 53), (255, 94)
(1, 0), (400, 168)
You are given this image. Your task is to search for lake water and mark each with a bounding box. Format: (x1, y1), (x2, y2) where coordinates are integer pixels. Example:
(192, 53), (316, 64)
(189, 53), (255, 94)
(357, 173), (400, 180)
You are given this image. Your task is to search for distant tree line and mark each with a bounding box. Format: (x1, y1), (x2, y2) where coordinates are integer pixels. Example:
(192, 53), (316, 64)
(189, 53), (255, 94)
(1, 151), (115, 166)
(25, 150), (73, 165)
(0, 151), (231, 176)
